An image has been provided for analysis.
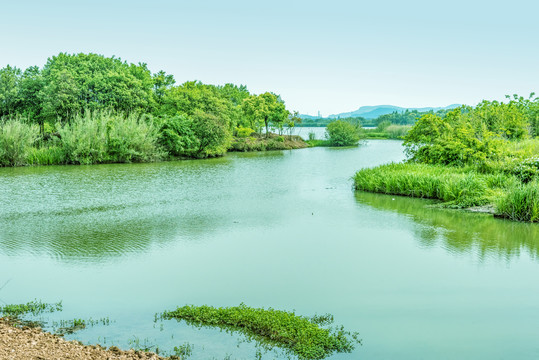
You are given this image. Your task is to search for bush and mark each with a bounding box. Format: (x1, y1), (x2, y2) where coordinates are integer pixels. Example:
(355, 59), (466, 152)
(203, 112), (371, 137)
(158, 115), (198, 157)
(0, 119), (39, 166)
(325, 120), (362, 146)
(496, 180), (539, 222)
(236, 126), (254, 138)
(59, 110), (161, 164)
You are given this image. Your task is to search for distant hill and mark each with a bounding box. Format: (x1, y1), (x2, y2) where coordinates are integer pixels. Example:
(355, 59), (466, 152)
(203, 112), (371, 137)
(300, 104), (461, 120)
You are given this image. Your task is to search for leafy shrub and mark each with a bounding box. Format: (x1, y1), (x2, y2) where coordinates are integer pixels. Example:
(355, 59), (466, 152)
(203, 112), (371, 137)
(236, 126), (254, 138)
(325, 120), (362, 146)
(160, 304), (360, 360)
(158, 114), (198, 157)
(404, 112), (505, 166)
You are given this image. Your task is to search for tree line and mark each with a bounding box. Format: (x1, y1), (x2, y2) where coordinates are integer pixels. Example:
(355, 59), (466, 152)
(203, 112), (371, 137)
(0, 52), (300, 163)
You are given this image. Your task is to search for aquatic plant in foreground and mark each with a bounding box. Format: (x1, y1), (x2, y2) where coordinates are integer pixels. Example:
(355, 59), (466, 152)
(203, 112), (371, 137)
(159, 303), (361, 360)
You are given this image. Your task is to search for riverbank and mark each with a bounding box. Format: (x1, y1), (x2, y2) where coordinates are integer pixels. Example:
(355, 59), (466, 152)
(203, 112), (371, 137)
(353, 162), (539, 222)
(229, 133), (308, 151)
(0, 318), (164, 360)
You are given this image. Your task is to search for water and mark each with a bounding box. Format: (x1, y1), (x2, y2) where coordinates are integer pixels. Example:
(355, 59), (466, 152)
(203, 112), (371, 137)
(1, 140), (539, 359)
(289, 126), (327, 140)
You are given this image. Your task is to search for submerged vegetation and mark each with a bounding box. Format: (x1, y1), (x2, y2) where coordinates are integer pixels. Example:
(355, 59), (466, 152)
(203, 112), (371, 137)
(159, 304), (361, 360)
(354, 94), (539, 222)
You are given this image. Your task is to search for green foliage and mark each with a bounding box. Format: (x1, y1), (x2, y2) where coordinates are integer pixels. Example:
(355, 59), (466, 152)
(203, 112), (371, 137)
(362, 124), (411, 139)
(158, 115), (198, 157)
(384, 125), (412, 139)
(0, 118), (40, 166)
(0, 300), (62, 317)
(325, 120), (362, 146)
(236, 126), (254, 138)
(58, 111), (161, 164)
(0, 65), (22, 117)
(190, 110), (232, 157)
(376, 120), (391, 131)
(173, 342), (194, 358)
(353, 163), (515, 208)
(230, 133), (307, 152)
(38, 53), (155, 122)
(0, 53), (301, 166)
(496, 180), (539, 222)
(404, 110), (505, 166)
(26, 145), (66, 165)
(159, 304), (361, 360)
(242, 92), (289, 135)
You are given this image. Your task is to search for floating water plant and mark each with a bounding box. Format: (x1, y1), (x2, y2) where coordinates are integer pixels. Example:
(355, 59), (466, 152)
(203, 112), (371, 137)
(159, 303), (361, 360)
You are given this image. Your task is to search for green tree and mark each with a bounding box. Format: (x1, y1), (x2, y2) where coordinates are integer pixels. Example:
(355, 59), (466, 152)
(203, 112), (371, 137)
(325, 120), (362, 146)
(39, 53), (155, 122)
(0, 65), (22, 117)
(241, 92), (289, 137)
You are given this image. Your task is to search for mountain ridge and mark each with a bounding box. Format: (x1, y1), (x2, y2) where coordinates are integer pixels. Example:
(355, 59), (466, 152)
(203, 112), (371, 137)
(301, 104), (461, 120)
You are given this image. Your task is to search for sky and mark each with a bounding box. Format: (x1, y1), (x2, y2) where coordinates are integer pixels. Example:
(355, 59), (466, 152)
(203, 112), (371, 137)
(1, 0), (538, 116)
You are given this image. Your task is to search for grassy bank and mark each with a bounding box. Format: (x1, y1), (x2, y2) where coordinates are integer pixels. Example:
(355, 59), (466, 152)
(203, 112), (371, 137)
(354, 97), (539, 222)
(229, 132), (308, 152)
(354, 162), (539, 222)
(353, 163), (515, 208)
(363, 124), (411, 139)
(0, 115), (310, 167)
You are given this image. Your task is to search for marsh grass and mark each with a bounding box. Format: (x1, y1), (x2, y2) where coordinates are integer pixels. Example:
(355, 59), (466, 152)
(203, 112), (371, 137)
(0, 111), (163, 166)
(0, 119), (40, 166)
(159, 304), (361, 360)
(353, 163), (517, 208)
(229, 133), (308, 152)
(59, 111), (162, 164)
(496, 180), (539, 222)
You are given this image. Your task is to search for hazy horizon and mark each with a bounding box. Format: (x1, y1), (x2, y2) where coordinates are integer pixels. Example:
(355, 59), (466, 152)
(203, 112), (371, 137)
(1, 0), (537, 115)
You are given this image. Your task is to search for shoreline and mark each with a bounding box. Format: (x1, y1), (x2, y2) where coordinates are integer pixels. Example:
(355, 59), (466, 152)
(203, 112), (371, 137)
(0, 318), (165, 360)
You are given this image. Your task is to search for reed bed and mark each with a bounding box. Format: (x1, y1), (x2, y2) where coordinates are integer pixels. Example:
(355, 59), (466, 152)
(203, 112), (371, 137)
(353, 163), (516, 208)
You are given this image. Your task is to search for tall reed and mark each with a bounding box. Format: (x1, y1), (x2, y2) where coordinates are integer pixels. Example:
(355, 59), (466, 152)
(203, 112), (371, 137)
(496, 180), (539, 222)
(0, 119), (39, 166)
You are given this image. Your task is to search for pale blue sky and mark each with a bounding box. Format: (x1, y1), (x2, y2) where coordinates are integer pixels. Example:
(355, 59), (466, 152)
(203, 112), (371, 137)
(1, 0), (537, 115)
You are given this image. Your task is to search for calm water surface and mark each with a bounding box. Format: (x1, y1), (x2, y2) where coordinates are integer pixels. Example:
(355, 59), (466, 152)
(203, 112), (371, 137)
(1, 140), (539, 359)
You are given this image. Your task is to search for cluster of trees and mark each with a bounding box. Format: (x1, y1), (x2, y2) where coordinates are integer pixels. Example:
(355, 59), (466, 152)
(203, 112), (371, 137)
(0, 53), (299, 160)
(404, 95), (539, 166)
(373, 109), (452, 126)
(297, 109), (454, 128)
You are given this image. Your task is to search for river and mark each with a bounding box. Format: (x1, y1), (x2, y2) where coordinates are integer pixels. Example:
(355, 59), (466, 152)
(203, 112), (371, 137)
(1, 140), (538, 359)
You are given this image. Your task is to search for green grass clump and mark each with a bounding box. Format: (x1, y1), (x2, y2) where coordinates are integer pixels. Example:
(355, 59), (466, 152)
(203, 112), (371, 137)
(353, 163), (514, 208)
(0, 299), (62, 317)
(160, 304), (360, 360)
(26, 145), (67, 165)
(59, 111), (162, 164)
(306, 139), (331, 147)
(496, 180), (539, 222)
(0, 119), (40, 166)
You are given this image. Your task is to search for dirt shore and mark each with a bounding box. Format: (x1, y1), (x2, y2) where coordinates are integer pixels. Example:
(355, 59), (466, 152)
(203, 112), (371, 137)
(0, 318), (164, 360)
